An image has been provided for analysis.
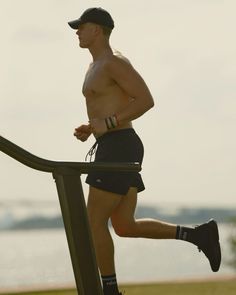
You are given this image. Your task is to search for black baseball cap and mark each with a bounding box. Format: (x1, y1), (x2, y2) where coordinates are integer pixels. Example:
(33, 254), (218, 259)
(68, 7), (114, 30)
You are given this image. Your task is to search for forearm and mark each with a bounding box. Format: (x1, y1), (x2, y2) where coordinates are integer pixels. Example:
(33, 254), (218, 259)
(90, 99), (154, 135)
(116, 98), (154, 126)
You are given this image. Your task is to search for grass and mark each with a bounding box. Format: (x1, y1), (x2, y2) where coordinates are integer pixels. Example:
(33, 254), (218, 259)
(1, 279), (236, 295)
(122, 280), (236, 295)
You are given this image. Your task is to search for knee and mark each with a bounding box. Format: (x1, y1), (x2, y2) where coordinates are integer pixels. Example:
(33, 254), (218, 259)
(113, 227), (129, 237)
(112, 222), (137, 237)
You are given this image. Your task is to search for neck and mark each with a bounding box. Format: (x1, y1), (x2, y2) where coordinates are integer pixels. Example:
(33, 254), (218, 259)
(89, 40), (113, 62)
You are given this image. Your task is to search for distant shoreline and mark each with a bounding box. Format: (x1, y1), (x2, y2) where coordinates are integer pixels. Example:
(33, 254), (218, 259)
(1, 205), (236, 231)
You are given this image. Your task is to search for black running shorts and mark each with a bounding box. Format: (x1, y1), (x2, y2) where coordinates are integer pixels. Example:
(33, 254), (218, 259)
(85, 128), (145, 195)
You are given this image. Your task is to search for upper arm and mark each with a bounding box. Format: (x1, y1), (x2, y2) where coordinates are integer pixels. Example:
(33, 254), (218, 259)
(105, 56), (154, 106)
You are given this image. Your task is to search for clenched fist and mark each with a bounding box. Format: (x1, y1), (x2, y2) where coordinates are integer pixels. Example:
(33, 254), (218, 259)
(74, 124), (92, 142)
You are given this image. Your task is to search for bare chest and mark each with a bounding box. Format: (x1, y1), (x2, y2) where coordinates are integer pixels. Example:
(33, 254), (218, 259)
(82, 63), (113, 98)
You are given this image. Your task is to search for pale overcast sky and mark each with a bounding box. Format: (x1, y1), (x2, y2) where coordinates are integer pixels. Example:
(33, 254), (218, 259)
(0, 0), (235, 207)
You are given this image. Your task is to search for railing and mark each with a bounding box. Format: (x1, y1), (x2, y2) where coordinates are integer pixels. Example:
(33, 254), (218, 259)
(0, 135), (140, 295)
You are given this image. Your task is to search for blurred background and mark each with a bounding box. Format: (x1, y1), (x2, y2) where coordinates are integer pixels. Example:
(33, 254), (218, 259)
(0, 0), (235, 291)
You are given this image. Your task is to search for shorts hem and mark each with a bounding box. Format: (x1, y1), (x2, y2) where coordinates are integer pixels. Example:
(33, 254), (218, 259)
(85, 179), (145, 196)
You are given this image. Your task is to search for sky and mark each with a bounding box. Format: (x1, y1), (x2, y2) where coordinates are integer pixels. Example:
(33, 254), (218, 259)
(0, 0), (235, 208)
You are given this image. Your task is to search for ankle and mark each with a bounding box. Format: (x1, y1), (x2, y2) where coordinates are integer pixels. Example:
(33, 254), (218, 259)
(176, 225), (198, 245)
(101, 273), (120, 295)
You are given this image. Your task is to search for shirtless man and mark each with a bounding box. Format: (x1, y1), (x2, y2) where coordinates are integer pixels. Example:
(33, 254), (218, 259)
(68, 7), (221, 295)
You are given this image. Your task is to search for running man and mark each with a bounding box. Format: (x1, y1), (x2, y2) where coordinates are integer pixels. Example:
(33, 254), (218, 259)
(68, 7), (221, 295)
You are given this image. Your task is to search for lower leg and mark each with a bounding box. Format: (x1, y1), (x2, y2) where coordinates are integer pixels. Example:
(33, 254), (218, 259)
(90, 223), (120, 295)
(122, 218), (208, 248)
(119, 218), (177, 239)
(134, 218), (177, 239)
(91, 223), (116, 275)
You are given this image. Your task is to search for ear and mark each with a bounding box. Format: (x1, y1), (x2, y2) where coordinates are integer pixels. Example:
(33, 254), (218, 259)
(94, 24), (103, 36)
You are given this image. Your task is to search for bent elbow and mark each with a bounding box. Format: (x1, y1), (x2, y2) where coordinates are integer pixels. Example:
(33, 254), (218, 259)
(147, 98), (155, 110)
(142, 100), (154, 114)
(150, 99), (155, 108)
(142, 101), (154, 115)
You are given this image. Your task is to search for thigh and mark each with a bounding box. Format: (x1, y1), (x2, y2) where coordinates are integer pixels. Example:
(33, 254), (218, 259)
(111, 187), (138, 229)
(87, 186), (122, 224)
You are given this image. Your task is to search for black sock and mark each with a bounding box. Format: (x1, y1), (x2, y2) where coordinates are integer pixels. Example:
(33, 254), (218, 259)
(101, 274), (119, 295)
(176, 225), (198, 245)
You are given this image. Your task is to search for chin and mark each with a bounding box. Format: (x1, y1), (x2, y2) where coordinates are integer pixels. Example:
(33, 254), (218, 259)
(79, 41), (89, 49)
(79, 44), (88, 48)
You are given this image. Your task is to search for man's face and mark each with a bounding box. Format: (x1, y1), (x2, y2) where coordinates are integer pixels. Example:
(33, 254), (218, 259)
(76, 22), (97, 48)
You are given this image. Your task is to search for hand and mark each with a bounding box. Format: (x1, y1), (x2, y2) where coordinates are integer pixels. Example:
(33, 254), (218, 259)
(89, 118), (107, 137)
(74, 124), (92, 142)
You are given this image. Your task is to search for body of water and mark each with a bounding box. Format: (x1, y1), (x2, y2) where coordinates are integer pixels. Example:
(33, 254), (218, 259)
(0, 224), (234, 291)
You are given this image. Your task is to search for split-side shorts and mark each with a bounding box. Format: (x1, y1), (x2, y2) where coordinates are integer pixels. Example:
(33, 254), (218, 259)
(85, 128), (145, 195)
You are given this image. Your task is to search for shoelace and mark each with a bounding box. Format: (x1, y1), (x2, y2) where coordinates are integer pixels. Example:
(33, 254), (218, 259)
(85, 141), (98, 162)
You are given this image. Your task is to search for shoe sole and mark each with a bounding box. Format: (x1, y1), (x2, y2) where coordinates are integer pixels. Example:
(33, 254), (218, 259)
(207, 219), (221, 272)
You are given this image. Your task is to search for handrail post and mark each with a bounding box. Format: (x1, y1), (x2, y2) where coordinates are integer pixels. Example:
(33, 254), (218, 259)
(53, 167), (103, 295)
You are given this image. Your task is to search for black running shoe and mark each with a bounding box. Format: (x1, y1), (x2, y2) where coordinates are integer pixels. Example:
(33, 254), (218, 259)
(194, 219), (221, 272)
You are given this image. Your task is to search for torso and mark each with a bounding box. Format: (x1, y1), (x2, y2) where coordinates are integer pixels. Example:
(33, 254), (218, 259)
(82, 52), (133, 132)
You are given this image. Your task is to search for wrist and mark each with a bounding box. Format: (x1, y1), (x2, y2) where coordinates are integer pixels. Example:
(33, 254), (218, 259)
(104, 114), (119, 130)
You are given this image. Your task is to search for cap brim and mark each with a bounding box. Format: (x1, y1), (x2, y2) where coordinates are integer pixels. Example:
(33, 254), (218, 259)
(68, 19), (83, 30)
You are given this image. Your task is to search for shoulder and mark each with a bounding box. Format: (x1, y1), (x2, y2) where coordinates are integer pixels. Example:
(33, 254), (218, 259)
(104, 52), (135, 77)
(113, 50), (132, 64)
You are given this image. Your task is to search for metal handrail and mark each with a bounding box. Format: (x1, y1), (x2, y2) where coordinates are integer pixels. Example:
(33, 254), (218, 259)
(0, 135), (141, 173)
